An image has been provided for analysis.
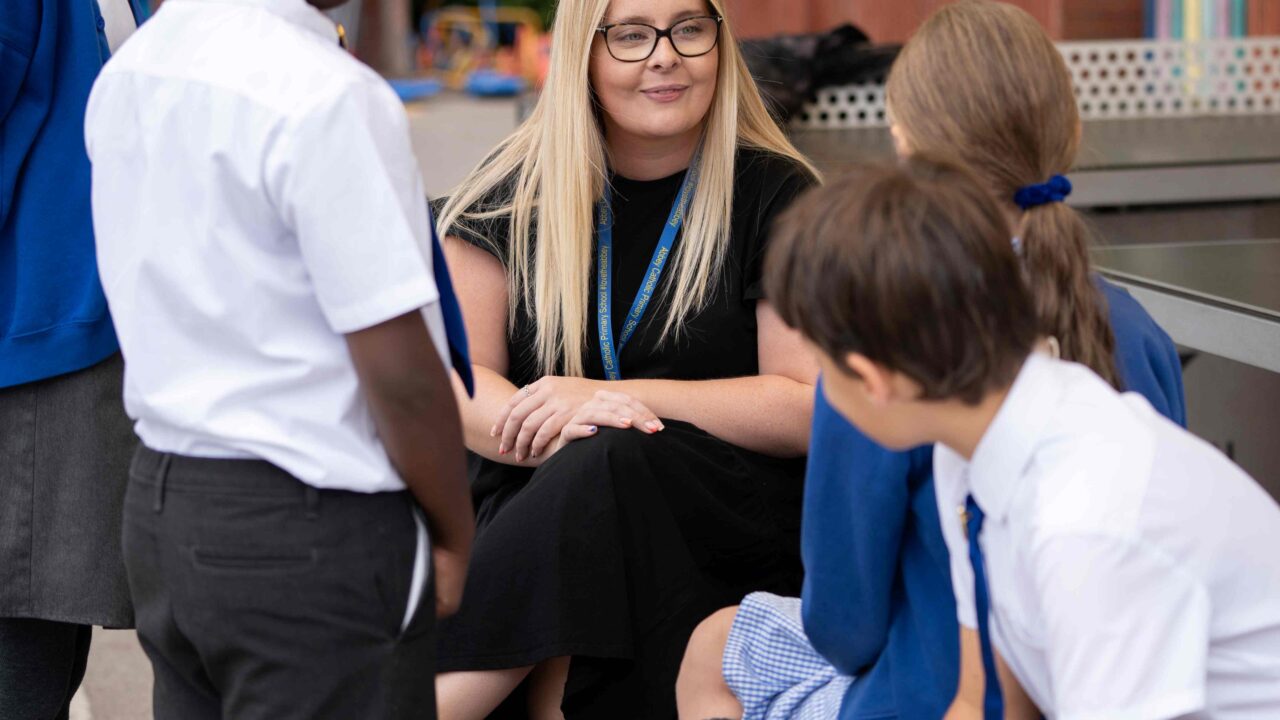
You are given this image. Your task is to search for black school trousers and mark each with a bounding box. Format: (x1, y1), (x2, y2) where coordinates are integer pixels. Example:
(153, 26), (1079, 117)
(124, 445), (436, 720)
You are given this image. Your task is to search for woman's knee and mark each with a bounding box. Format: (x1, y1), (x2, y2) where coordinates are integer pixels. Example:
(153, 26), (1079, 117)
(538, 426), (654, 477)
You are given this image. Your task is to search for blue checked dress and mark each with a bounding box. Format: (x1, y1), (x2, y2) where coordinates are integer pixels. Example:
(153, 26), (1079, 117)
(724, 592), (853, 720)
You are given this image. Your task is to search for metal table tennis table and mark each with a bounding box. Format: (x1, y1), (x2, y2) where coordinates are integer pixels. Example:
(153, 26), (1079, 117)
(1092, 239), (1280, 373)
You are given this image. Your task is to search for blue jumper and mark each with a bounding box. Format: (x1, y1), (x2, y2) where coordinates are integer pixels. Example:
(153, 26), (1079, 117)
(1, 0), (146, 388)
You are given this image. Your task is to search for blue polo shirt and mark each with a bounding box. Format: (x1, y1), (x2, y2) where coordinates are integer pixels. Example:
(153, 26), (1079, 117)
(801, 278), (1187, 719)
(0, 0), (146, 388)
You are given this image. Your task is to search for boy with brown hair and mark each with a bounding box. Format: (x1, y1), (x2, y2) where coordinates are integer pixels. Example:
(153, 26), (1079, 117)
(760, 156), (1280, 720)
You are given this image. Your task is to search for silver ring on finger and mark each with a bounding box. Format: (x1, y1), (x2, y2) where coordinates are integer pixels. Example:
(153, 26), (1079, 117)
(522, 385), (533, 397)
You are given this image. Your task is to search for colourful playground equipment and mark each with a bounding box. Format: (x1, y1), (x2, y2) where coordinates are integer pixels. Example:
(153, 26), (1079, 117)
(414, 1), (550, 97)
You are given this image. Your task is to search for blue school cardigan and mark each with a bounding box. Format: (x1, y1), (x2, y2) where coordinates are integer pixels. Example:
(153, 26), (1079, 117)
(801, 278), (1186, 720)
(0, 0), (147, 388)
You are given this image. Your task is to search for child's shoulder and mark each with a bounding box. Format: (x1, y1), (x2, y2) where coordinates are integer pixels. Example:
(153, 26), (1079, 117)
(1097, 276), (1173, 347)
(1024, 361), (1158, 539)
(267, 31), (398, 113)
(107, 3), (395, 120)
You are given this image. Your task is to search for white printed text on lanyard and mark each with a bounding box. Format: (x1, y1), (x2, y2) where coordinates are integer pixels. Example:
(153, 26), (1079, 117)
(595, 147), (703, 381)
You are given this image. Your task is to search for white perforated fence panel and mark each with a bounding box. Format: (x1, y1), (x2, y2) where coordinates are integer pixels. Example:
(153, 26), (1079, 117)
(797, 81), (889, 129)
(793, 37), (1280, 129)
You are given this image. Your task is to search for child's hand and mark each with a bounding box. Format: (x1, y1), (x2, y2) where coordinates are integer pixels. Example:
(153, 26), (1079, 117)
(432, 543), (470, 618)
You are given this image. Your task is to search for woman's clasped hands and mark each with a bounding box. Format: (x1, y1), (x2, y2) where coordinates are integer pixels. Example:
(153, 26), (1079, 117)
(489, 376), (665, 463)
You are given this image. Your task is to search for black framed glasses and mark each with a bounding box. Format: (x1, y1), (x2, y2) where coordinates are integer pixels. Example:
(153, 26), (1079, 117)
(597, 15), (723, 63)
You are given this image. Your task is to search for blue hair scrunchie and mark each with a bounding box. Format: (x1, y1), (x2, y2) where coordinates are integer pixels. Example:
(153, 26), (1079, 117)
(1014, 175), (1073, 210)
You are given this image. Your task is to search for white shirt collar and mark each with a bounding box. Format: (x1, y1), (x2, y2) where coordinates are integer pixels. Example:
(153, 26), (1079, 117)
(957, 352), (1059, 521)
(172, 0), (339, 43)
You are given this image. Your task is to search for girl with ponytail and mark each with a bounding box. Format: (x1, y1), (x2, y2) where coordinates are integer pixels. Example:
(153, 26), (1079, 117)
(677, 3), (1185, 719)
(885, 0), (1123, 386)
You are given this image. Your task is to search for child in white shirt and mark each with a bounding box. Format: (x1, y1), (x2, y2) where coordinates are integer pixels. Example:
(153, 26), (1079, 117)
(763, 155), (1280, 720)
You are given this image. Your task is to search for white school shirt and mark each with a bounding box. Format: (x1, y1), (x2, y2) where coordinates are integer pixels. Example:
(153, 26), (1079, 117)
(935, 354), (1280, 720)
(87, 0), (450, 493)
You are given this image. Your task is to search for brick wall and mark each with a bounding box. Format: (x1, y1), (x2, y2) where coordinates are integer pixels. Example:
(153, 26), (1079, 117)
(725, 0), (1142, 43)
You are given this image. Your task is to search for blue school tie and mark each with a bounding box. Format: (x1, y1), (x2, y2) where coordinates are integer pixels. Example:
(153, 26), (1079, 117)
(965, 494), (1004, 720)
(428, 225), (475, 397)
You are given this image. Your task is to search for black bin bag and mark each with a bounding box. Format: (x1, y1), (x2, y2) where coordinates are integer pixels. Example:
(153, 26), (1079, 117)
(741, 23), (900, 122)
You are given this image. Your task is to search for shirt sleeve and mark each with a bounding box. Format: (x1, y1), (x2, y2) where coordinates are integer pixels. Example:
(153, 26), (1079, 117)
(742, 154), (817, 301)
(1030, 533), (1209, 720)
(267, 81), (438, 334)
(801, 384), (912, 674)
(431, 177), (517, 264)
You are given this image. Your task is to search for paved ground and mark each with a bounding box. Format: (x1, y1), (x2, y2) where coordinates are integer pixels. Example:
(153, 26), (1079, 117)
(407, 92), (523, 199)
(69, 91), (517, 720)
(71, 630), (152, 720)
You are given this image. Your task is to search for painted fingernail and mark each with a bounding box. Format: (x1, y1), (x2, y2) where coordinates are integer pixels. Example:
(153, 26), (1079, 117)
(489, 425), (497, 437)
(498, 444), (507, 455)
(516, 453), (524, 462)
(621, 418), (632, 426)
(588, 426), (598, 433)
(645, 420), (661, 432)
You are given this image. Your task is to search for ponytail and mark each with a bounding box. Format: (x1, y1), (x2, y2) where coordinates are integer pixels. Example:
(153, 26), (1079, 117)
(1017, 202), (1120, 388)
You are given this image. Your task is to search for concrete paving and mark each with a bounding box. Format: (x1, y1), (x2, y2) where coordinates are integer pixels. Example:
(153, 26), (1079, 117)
(407, 92), (522, 199)
(72, 630), (152, 720)
(69, 90), (517, 720)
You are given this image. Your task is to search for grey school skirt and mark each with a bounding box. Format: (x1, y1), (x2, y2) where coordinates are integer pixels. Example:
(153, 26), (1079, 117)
(0, 353), (134, 628)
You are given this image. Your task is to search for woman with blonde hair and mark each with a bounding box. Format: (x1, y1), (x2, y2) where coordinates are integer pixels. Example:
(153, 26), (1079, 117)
(432, 0), (819, 716)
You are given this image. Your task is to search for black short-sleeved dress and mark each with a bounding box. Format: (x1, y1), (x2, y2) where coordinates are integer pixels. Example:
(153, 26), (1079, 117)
(435, 148), (815, 719)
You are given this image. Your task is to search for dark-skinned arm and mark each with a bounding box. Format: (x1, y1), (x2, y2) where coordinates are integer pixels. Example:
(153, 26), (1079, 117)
(346, 309), (474, 617)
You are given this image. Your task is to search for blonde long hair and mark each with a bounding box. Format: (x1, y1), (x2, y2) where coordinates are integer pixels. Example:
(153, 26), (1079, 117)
(436, 0), (817, 377)
(885, 0), (1120, 388)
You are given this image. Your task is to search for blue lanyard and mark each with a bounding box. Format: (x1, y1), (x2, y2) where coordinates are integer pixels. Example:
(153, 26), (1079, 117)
(596, 151), (702, 381)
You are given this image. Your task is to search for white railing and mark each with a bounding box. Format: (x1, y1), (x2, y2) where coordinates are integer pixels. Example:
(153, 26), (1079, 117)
(793, 37), (1280, 129)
